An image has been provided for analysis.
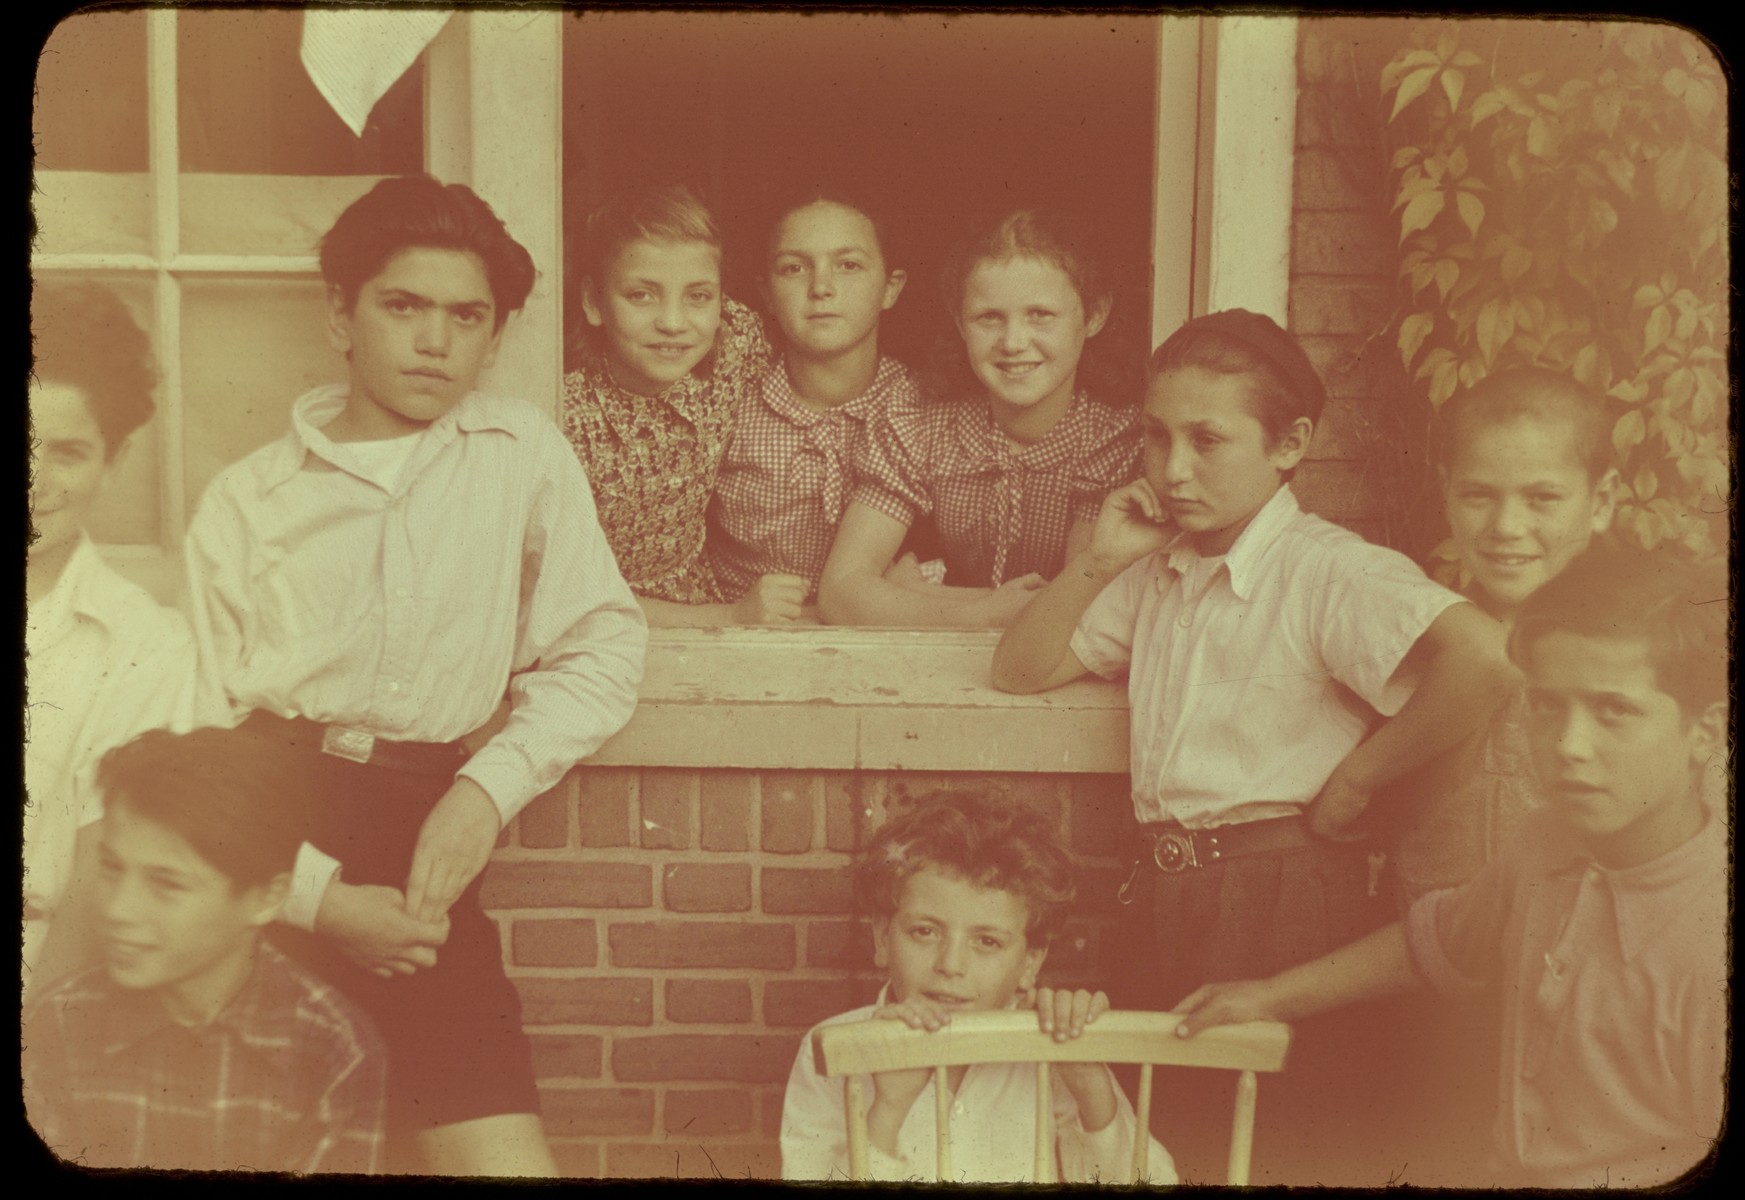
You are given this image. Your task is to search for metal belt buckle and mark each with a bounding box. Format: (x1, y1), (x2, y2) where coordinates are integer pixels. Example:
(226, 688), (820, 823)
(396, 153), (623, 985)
(321, 725), (376, 765)
(1151, 829), (1199, 873)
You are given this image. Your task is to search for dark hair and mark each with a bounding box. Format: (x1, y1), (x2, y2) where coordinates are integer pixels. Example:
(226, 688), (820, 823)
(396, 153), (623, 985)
(854, 791), (1076, 947)
(578, 183), (721, 288)
(96, 727), (315, 889)
(1148, 309), (1328, 446)
(319, 175), (536, 329)
(940, 208), (1111, 326)
(30, 279), (157, 457)
(761, 180), (900, 273)
(1434, 366), (1611, 480)
(925, 206), (1134, 405)
(1509, 548), (1728, 716)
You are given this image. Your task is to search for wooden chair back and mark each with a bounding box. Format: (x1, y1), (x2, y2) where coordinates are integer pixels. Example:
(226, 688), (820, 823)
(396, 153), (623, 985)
(813, 1009), (1291, 1184)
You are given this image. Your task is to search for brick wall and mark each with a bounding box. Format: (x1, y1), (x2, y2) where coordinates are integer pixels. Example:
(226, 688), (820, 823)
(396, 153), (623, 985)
(484, 766), (1135, 1179)
(1290, 18), (1437, 556)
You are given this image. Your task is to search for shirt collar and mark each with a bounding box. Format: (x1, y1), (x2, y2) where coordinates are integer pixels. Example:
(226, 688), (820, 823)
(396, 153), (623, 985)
(263, 384), (512, 493)
(1162, 484), (1300, 601)
(762, 357), (901, 427)
(957, 388), (1090, 468)
(1543, 803), (1726, 963)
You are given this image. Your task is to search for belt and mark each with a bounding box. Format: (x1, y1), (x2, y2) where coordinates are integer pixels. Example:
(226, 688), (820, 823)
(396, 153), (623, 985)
(1138, 815), (1313, 873)
(243, 711), (467, 775)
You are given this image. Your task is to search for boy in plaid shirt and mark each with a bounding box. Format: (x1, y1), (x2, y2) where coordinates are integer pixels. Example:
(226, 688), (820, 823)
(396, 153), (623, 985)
(24, 727), (387, 1175)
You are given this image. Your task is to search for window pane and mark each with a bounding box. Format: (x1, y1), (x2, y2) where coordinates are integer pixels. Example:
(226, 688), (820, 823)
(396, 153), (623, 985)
(37, 275), (165, 546)
(178, 10), (422, 175)
(35, 11), (149, 172)
(180, 174), (379, 257)
(182, 279), (336, 512)
(32, 171), (155, 259)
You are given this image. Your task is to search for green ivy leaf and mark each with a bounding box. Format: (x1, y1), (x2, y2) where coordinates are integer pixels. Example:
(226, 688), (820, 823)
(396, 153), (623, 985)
(1380, 48), (1444, 94)
(1456, 190), (1485, 237)
(1401, 190), (1446, 241)
(1612, 409), (1647, 456)
(1527, 115), (1552, 157)
(1391, 66), (1441, 121)
(1434, 257), (1460, 301)
(1643, 305), (1672, 353)
(1391, 146), (1423, 171)
(1632, 283), (1665, 310)
(1441, 68), (1466, 114)
(1398, 312), (1435, 369)
(1469, 90), (1506, 127)
(1633, 468), (1659, 502)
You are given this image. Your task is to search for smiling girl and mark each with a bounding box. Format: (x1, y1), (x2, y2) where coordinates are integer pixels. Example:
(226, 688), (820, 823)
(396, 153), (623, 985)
(816, 209), (1141, 628)
(561, 184), (792, 626)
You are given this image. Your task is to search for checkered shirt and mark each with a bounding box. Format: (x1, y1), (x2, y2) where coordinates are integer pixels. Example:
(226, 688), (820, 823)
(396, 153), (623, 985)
(849, 388), (1141, 585)
(23, 943), (388, 1174)
(707, 356), (919, 601)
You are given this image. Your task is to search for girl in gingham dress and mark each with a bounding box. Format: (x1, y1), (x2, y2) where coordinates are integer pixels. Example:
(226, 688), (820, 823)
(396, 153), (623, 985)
(817, 208), (1141, 628)
(706, 182), (920, 610)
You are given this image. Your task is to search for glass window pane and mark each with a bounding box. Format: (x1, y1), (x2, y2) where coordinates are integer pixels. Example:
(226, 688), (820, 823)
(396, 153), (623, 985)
(32, 171), (155, 259)
(182, 279), (336, 512)
(177, 10), (422, 176)
(35, 11), (149, 172)
(31, 275), (165, 546)
(180, 174), (378, 258)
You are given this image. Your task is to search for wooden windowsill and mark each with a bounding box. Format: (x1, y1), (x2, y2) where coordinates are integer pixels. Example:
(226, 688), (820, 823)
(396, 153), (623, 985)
(591, 626), (1130, 774)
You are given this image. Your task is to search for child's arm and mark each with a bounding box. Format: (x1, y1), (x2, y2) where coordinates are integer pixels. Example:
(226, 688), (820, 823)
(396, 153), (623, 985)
(1035, 988), (1117, 1134)
(1172, 922), (1419, 1038)
(818, 503), (1045, 628)
(992, 480), (1170, 693)
(412, 431), (648, 923)
(1309, 600), (1517, 839)
(636, 573), (808, 627)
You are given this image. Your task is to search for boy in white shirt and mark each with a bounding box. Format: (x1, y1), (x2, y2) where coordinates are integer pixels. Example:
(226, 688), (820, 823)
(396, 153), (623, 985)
(993, 310), (1515, 1183)
(780, 792), (1174, 1183)
(25, 280), (197, 993)
(184, 175), (646, 1176)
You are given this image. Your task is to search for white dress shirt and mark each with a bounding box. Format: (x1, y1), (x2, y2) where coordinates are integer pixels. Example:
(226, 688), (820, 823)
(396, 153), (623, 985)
(185, 385), (647, 926)
(1070, 485), (1463, 828)
(25, 538), (197, 979)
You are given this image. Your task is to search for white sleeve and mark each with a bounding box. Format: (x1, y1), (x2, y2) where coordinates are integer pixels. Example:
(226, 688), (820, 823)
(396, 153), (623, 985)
(455, 430), (647, 826)
(1068, 556), (1152, 678)
(182, 484), (252, 732)
(1314, 541), (1463, 717)
(779, 1025), (852, 1181)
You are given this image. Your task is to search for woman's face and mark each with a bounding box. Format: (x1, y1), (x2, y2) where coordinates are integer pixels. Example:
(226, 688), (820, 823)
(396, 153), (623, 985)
(584, 237), (722, 396)
(958, 254), (1105, 428)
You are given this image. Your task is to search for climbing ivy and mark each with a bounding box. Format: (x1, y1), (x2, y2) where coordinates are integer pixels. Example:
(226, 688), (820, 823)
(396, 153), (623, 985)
(1381, 22), (1727, 565)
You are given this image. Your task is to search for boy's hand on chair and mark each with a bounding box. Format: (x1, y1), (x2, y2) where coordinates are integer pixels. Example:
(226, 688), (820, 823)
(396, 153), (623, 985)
(1171, 979), (1278, 1039)
(1087, 480), (1173, 576)
(315, 881), (450, 978)
(733, 573), (807, 624)
(1307, 771), (1372, 842)
(405, 778), (502, 924)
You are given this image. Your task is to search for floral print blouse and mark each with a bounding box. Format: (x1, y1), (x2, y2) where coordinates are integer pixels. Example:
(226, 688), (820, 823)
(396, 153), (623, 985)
(560, 298), (770, 604)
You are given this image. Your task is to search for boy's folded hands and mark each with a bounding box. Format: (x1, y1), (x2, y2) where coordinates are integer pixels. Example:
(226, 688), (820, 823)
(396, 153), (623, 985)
(404, 778), (503, 926)
(316, 882), (451, 979)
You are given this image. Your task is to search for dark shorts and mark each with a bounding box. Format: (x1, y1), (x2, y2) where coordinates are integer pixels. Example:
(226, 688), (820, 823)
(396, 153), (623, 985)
(247, 714), (541, 1132)
(1107, 822), (1414, 1187)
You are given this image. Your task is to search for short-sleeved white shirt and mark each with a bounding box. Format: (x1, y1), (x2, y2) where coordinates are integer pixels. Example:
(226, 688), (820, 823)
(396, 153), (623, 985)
(1069, 485), (1462, 828)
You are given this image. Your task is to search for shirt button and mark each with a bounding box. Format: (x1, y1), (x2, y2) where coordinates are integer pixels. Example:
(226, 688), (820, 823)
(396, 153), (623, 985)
(386, 681), (401, 693)
(1177, 611), (1193, 628)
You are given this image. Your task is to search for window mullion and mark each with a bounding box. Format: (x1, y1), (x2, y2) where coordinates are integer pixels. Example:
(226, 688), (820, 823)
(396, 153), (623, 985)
(145, 9), (186, 552)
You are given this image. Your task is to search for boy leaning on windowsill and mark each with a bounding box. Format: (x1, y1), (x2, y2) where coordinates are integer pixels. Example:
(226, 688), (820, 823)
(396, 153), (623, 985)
(1175, 547), (1729, 1190)
(182, 174), (646, 1176)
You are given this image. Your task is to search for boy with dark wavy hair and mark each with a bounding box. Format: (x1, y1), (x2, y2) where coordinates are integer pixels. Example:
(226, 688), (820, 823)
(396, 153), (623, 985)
(184, 175), (647, 1175)
(781, 791), (1175, 1182)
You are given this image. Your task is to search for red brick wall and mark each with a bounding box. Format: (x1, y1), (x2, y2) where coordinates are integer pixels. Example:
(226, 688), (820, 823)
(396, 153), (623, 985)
(1290, 18), (1434, 555)
(485, 767), (1135, 1179)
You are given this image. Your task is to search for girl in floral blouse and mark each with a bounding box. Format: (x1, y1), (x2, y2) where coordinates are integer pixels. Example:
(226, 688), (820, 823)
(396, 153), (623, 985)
(817, 208), (1142, 627)
(561, 184), (798, 625)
